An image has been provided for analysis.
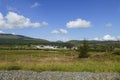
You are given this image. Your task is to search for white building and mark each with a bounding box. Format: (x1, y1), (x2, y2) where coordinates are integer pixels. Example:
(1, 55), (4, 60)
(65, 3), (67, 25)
(36, 45), (58, 49)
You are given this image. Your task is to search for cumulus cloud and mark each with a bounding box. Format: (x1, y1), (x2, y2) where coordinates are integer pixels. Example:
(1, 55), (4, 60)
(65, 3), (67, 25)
(51, 29), (68, 34)
(59, 29), (68, 34)
(92, 35), (120, 41)
(103, 34), (116, 40)
(51, 30), (60, 34)
(105, 23), (112, 27)
(31, 2), (40, 8)
(66, 18), (91, 28)
(0, 12), (48, 29)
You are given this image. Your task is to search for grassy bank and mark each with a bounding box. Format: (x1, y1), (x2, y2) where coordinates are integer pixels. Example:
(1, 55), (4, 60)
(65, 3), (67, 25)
(0, 50), (120, 72)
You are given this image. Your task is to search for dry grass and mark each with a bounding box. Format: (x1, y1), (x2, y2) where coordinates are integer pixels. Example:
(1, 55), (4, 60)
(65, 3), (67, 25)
(0, 50), (120, 72)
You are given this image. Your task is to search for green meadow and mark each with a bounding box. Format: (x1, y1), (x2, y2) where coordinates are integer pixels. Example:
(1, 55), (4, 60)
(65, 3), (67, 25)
(0, 50), (120, 72)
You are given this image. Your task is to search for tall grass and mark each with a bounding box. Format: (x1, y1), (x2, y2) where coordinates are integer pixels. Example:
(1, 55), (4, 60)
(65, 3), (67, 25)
(0, 50), (120, 72)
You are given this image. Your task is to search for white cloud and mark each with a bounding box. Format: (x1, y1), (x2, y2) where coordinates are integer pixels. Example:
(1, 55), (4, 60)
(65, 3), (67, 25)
(0, 12), (48, 29)
(66, 18), (91, 28)
(91, 35), (120, 41)
(105, 23), (112, 27)
(11, 32), (16, 35)
(51, 29), (68, 34)
(103, 34), (116, 40)
(93, 37), (100, 40)
(90, 35), (120, 41)
(51, 30), (60, 34)
(31, 2), (40, 8)
(59, 29), (68, 34)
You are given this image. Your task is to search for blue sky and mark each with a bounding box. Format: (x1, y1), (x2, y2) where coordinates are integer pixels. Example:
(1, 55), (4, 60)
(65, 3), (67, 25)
(0, 0), (120, 41)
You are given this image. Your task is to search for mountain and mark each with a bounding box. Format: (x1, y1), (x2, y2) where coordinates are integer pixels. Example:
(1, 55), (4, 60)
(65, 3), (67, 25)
(0, 34), (50, 45)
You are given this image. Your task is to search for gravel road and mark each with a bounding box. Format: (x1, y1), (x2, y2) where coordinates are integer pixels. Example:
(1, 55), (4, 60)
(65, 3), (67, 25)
(0, 70), (119, 80)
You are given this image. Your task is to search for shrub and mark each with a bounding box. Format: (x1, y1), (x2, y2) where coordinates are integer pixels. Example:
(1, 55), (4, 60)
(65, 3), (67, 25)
(78, 40), (89, 58)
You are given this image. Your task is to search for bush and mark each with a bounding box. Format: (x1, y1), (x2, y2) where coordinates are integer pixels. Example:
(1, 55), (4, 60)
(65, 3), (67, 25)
(112, 48), (120, 55)
(78, 40), (89, 58)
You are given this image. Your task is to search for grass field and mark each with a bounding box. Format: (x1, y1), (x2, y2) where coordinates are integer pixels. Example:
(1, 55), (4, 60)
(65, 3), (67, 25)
(0, 50), (120, 72)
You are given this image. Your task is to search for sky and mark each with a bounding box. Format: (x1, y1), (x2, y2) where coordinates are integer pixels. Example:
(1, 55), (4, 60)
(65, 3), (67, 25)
(0, 0), (120, 41)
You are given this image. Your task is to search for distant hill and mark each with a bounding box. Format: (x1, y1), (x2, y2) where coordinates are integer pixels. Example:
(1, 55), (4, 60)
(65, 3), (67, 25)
(0, 33), (119, 46)
(67, 40), (83, 46)
(67, 40), (119, 46)
(0, 34), (50, 45)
